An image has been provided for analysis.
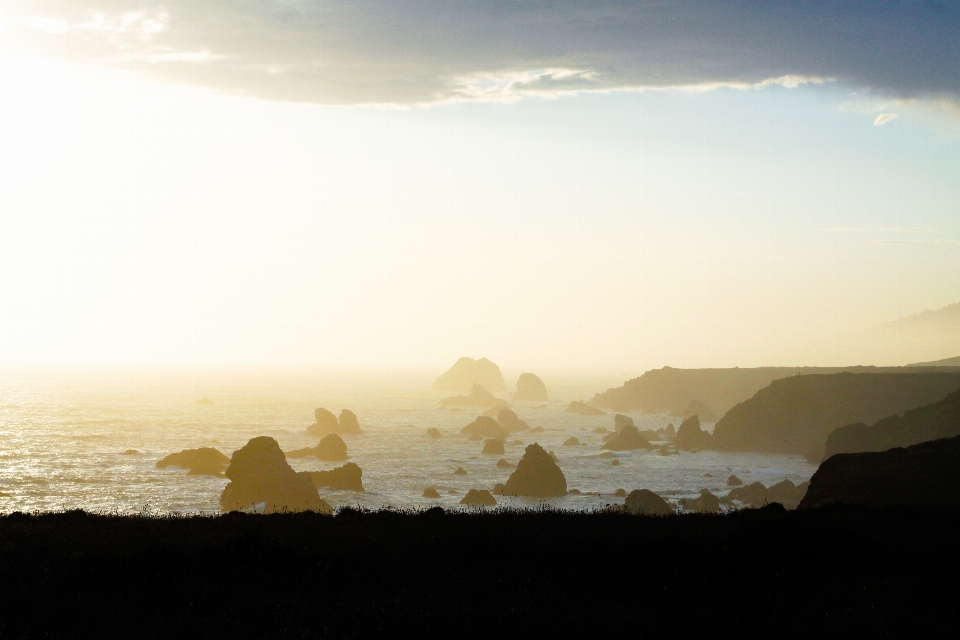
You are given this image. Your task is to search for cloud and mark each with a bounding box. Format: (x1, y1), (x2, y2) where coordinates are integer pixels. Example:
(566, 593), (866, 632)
(3, 1), (959, 106)
(874, 113), (899, 126)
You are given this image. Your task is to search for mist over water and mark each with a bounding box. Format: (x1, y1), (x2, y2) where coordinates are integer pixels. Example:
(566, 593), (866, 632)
(0, 370), (815, 513)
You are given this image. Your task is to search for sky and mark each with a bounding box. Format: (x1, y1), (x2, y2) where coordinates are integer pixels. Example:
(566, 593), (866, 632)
(1, 1), (959, 374)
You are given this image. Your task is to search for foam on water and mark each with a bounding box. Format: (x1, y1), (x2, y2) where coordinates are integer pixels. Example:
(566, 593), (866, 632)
(0, 371), (816, 513)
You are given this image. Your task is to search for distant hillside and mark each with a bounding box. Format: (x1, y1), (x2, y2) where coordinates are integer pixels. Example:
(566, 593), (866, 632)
(711, 372), (960, 459)
(816, 301), (960, 366)
(909, 355), (960, 367)
(589, 366), (920, 418)
(823, 388), (960, 460)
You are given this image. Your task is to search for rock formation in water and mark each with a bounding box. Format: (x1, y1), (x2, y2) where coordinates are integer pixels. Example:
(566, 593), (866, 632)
(219, 437), (329, 513)
(305, 408), (340, 437)
(822, 388), (960, 461)
(422, 487), (441, 498)
(460, 489), (497, 506)
(679, 489), (721, 513)
(440, 384), (507, 409)
(124, 449), (139, 455)
(338, 409), (362, 434)
(624, 489), (673, 515)
(612, 459), (620, 466)
(496, 459), (514, 469)
(286, 433), (348, 461)
(157, 447), (230, 476)
(675, 415), (712, 450)
(711, 372), (960, 459)
(727, 480), (808, 509)
(565, 401), (605, 416)
(194, 398), (215, 405)
(433, 357), (507, 393)
(529, 426), (545, 433)
(614, 414), (635, 432)
(460, 415), (507, 440)
(681, 399), (717, 422)
(495, 408), (529, 433)
(726, 475), (743, 486)
(602, 425), (651, 451)
(799, 435), (960, 509)
(500, 443), (567, 497)
(563, 437), (580, 446)
(513, 373), (549, 402)
(426, 427), (441, 439)
(308, 462), (364, 492)
(482, 439), (505, 454)
(454, 467), (468, 475)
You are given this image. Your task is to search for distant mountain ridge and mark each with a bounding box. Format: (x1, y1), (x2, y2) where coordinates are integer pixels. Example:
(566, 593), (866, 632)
(909, 355), (960, 367)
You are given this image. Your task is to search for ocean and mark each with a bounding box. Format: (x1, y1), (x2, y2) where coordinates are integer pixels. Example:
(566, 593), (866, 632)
(0, 370), (816, 513)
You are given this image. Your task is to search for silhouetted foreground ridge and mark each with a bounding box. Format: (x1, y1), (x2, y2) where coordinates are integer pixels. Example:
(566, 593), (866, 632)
(1, 507), (959, 637)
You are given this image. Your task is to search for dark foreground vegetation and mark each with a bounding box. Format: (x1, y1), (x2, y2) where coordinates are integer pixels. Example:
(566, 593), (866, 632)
(2, 507), (959, 638)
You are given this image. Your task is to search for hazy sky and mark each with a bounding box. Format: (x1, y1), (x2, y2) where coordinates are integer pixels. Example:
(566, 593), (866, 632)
(1, 1), (959, 373)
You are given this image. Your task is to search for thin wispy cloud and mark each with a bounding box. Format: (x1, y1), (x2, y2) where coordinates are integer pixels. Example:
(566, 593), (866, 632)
(874, 113), (899, 126)
(2, 1), (959, 106)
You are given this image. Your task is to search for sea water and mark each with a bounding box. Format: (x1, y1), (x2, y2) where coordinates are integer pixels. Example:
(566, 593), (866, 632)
(0, 370), (816, 513)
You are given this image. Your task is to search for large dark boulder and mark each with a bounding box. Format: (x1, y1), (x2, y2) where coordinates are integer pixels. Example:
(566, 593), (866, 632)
(675, 415), (712, 450)
(513, 373), (548, 402)
(799, 435), (960, 509)
(602, 425), (652, 451)
(286, 433), (348, 461)
(460, 416), (506, 440)
(220, 437), (329, 513)
(565, 401), (605, 416)
(501, 443), (567, 497)
(822, 388), (960, 461)
(624, 489), (673, 515)
(680, 489), (721, 513)
(614, 414), (635, 432)
(727, 482), (770, 507)
(482, 439), (505, 454)
(440, 384), (507, 408)
(306, 408), (340, 437)
(157, 447), (229, 476)
(460, 489), (497, 506)
(309, 462), (364, 492)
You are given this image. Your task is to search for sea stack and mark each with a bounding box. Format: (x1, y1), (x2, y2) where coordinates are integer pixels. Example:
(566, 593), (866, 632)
(220, 437), (329, 513)
(565, 401), (605, 416)
(602, 425), (651, 451)
(433, 357), (507, 393)
(676, 415), (712, 450)
(513, 373), (549, 402)
(439, 384), (507, 408)
(500, 443), (567, 497)
(157, 447), (230, 476)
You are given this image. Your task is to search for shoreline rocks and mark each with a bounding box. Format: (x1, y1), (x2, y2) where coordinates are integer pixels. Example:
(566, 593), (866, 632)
(676, 415), (711, 450)
(286, 433), (349, 461)
(602, 425), (651, 451)
(433, 357), (506, 394)
(220, 437), (329, 514)
(440, 384), (507, 409)
(513, 373), (549, 402)
(309, 462), (364, 492)
(500, 443), (567, 497)
(157, 448), (230, 477)
(460, 489), (497, 506)
(482, 439), (505, 455)
(565, 401), (605, 416)
(624, 489), (673, 515)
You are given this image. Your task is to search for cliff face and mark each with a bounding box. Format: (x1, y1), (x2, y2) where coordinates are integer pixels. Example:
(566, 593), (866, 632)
(711, 372), (960, 459)
(588, 366), (921, 417)
(433, 357), (506, 393)
(823, 389), (960, 460)
(799, 435), (960, 510)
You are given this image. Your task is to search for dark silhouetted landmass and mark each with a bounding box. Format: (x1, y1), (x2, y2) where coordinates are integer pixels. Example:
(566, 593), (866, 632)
(439, 384), (507, 408)
(565, 400), (605, 416)
(482, 438), (505, 454)
(589, 366), (937, 417)
(823, 389), (960, 460)
(728, 480), (809, 509)
(800, 435), (960, 510)
(306, 407), (362, 436)
(675, 415), (711, 450)
(500, 443), (567, 497)
(422, 487), (441, 498)
(337, 409), (362, 434)
(286, 433), (348, 461)
(220, 437), (329, 513)
(679, 489), (720, 513)
(513, 372), (549, 401)
(681, 399), (716, 422)
(156, 447), (229, 476)
(712, 372), (960, 459)
(3, 508), (960, 636)
(433, 357), (506, 393)
(309, 462), (364, 492)
(601, 424), (651, 451)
